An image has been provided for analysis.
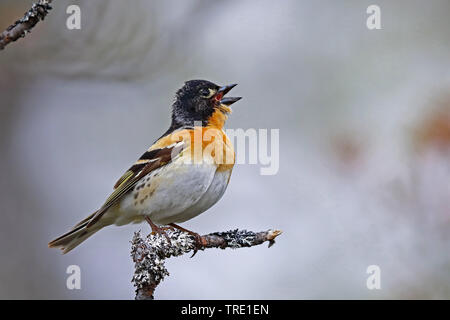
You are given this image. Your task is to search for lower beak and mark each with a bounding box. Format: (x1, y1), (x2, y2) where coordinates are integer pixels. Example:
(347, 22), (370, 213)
(220, 96), (242, 106)
(216, 83), (242, 106)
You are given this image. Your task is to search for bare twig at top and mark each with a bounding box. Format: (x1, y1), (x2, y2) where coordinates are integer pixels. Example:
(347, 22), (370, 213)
(0, 0), (53, 51)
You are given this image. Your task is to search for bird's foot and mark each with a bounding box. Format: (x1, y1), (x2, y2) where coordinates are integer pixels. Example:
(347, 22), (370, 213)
(168, 223), (205, 257)
(145, 217), (172, 245)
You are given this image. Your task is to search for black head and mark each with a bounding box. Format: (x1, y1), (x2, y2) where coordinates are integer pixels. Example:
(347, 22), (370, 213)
(170, 80), (241, 129)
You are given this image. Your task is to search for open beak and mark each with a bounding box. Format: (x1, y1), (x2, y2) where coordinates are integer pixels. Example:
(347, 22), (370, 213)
(216, 84), (242, 106)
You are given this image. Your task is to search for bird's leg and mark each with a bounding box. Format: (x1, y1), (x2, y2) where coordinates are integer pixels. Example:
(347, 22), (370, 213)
(168, 223), (205, 257)
(145, 217), (171, 245)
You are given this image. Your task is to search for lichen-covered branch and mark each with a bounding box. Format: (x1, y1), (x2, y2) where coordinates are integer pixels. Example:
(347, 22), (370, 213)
(0, 0), (53, 51)
(131, 228), (283, 300)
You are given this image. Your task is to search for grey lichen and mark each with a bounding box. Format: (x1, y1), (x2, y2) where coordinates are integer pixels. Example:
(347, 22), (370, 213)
(21, 1), (52, 24)
(131, 230), (194, 294)
(130, 228), (282, 299)
(209, 229), (260, 248)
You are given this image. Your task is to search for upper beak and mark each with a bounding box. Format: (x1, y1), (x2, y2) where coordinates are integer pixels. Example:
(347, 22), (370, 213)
(216, 83), (242, 106)
(217, 83), (237, 96)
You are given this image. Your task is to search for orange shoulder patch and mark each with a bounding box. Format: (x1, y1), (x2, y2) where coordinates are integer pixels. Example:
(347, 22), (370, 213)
(149, 129), (191, 150)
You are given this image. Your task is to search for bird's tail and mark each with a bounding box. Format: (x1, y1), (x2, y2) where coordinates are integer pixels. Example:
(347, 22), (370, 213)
(48, 212), (103, 254)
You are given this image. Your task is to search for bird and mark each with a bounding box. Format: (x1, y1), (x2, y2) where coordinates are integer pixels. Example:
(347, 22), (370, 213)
(49, 80), (241, 254)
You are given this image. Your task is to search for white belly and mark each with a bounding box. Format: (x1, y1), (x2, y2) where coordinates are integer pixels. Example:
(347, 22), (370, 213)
(112, 157), (230, 226)
(166, 169), (232, 224)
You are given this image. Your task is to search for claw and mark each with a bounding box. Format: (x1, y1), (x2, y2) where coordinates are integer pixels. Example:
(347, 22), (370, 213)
(189, 233), (203, 258)
(190, 249), (198, 258)
(146, 217), (172, 245)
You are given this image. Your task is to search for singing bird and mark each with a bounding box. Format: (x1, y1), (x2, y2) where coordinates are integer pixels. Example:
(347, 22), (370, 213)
(49, 80), (241, 253)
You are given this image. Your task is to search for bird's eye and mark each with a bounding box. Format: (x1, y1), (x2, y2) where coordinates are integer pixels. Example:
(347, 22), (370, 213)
(199, 88), (215, 98)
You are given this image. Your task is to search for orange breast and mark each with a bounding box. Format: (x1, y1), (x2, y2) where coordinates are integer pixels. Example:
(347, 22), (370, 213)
(151, 115), (235, 171)
(150, 108), (235, 171)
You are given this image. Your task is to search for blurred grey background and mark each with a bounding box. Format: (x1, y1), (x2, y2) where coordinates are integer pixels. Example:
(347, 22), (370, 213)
(0, 0), (449, 299)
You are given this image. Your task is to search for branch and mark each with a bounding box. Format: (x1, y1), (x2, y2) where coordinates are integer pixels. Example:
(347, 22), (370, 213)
(131, 228), (283, 300)
(0, 0), (53, 51)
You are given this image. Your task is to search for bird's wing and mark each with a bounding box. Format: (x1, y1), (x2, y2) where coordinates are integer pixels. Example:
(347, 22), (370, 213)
(85, 141), (185, 228)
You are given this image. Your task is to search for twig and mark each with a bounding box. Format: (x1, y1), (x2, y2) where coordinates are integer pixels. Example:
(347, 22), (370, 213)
(131, 228), (283, 300)
(0, 0), (53, 51)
